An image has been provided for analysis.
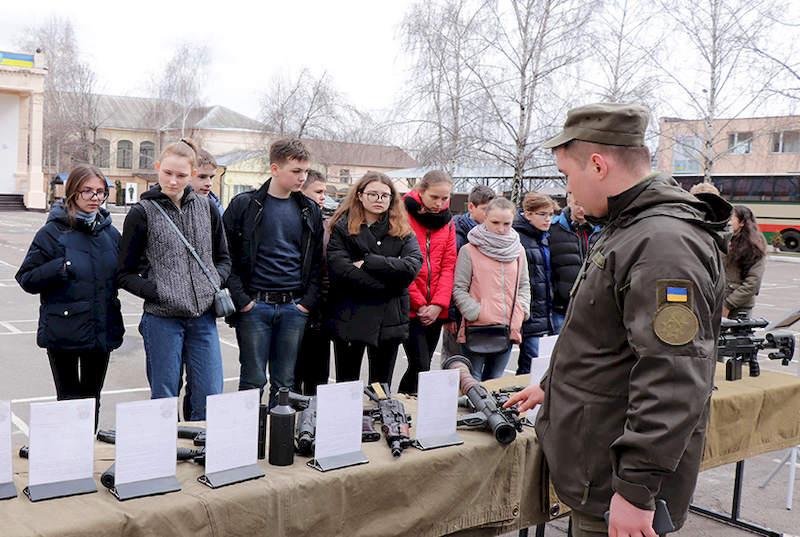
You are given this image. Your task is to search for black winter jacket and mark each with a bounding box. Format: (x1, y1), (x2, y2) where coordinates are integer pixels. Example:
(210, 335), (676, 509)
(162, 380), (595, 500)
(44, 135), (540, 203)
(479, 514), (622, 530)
(549, 210), (600, 314)
(513, 214), (553, 337)
(16, 204), (124, 352)
(327, 213), (422, 347)
(223, 180), (324, 314)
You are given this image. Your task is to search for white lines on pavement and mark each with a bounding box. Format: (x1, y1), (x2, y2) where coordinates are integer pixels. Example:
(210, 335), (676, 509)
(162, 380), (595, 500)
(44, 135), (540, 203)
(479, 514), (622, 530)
(219, 337), (239, 349)
(0, 322), (139, 336)
(9, 377), (242, 405)
(0, 321), (21, 334)
(0, 259), (18, 269)
(771, 458), (800, 470)
(11, 412), (29, 437)
(760, 285), (799, 291)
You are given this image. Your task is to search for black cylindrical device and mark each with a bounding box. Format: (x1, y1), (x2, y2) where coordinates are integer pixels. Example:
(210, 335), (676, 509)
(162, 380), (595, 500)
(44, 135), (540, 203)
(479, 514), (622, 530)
(269, 388), (296, 466)
(258, 403), (268, 460)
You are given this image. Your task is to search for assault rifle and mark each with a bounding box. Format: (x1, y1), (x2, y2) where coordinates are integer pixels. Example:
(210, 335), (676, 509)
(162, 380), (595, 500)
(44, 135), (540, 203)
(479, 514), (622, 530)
(719, 315), (795, 381)
(443, 355), (523, 444)
(292, 395), (380, 457)
(364, 383), (413, 458)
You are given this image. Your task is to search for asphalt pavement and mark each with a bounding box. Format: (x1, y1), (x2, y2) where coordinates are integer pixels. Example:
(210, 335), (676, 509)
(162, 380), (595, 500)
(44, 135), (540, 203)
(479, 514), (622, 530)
(0, 210), (797, 536)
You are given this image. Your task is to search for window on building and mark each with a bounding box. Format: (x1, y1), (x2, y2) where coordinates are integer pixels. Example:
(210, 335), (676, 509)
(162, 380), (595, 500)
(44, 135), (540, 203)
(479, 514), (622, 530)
(727, 132), (753, 155)
(139, 141), (155, 169)
(672, 136), (701, 173)
(95, 139), (110, 168)
(339, 169), (352, 184)
(233, 184), (254, 196)
(117, 140), (133, 169)
(771, 131), (800, 153)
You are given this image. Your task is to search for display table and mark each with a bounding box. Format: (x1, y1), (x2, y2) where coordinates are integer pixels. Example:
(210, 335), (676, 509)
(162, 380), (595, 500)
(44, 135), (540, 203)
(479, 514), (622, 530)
(1, 364), (798, 537)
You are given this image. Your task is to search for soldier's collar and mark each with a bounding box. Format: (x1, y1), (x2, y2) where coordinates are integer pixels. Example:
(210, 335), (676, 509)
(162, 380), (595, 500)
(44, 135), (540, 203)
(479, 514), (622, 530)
(603, 172), (659, 225)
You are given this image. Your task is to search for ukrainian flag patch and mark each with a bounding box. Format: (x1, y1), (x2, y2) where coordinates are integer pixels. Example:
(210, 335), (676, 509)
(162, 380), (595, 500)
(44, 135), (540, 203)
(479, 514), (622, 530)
(666, 287), (688, 303)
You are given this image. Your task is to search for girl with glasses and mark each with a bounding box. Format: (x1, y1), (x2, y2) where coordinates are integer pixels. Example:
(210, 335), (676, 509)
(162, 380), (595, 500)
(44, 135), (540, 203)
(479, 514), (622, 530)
(327, 172), (422, 385)
(16, 164), (124, 430)
(513, 192), (558, 374)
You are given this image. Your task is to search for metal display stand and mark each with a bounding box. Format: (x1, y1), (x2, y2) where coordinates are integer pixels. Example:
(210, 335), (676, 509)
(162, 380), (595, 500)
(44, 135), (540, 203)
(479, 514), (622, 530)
(690, 460), (783, 537)
(198, 464), (264, 489)
(0, 481), (17, 500)
(760, 446), (798, 510)
(110, 475), (181, 501)
(307, 451), (368, 473)
(23, 477), (96, 502)
(412, 433), (463, 451)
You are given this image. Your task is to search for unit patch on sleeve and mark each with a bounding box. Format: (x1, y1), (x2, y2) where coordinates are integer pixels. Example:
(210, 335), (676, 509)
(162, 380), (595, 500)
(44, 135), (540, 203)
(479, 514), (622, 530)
(653, 279), (699, 346)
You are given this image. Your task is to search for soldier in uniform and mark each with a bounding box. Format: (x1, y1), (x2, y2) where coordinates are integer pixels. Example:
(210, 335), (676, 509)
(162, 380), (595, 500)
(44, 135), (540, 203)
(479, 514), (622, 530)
(506, 103), (731, 537)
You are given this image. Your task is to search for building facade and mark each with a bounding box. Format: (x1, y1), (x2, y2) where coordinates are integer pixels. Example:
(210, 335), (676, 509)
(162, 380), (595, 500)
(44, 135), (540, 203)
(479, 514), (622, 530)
(0, 50), (47, 209)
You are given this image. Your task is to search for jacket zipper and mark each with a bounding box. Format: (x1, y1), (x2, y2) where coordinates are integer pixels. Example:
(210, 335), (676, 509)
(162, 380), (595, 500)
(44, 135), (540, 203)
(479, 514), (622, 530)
(425, 230), (432, 303)
(249, 198), (264, 273)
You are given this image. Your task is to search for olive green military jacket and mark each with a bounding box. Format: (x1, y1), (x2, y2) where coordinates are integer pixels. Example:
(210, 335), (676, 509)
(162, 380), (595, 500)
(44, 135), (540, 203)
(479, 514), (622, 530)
(535, 174), (731, 529)
(724, 253), (766, 312)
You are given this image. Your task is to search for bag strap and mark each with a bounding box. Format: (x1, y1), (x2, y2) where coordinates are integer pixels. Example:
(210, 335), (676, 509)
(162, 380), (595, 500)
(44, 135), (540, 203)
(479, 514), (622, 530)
(508, 256), (520, 325)
(150, 200), (221, 292)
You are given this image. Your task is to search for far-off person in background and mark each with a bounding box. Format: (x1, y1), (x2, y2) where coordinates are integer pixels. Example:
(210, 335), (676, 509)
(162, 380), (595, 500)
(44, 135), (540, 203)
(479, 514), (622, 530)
(442, 185), (496, 362)
(294, 169), (332, 395)
(506, 103), (730, 537)
(190, 148), (224, 214)
(548, 191), (599, 333)
(723, 205), (767, 319)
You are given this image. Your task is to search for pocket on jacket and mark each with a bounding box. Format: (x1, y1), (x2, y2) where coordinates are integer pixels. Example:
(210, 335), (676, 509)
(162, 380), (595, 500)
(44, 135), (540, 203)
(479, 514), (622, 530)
(44, 301), (94, 348)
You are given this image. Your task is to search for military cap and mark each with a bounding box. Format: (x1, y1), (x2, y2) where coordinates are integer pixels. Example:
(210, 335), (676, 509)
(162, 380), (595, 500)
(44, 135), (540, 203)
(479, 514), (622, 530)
(543, 103), (649, 149)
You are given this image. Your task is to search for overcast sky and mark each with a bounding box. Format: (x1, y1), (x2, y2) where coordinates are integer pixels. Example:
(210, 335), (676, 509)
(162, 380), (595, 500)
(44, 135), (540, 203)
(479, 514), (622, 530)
(1, 0), (413, 120)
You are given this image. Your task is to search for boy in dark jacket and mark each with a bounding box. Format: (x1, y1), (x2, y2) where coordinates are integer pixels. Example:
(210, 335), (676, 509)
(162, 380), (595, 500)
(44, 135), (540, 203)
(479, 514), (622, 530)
(548, 192), (599, 332)
(223, 139), (323, 408)
(442, 185), (495, 362)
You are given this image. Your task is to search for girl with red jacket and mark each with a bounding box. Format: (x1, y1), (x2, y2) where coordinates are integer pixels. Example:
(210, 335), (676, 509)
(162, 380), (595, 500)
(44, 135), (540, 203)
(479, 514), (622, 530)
(399, 170), (457, 393)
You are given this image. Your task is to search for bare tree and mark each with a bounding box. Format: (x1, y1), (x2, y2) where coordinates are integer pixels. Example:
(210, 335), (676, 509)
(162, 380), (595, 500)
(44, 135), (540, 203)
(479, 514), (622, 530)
(259, 69), (340, 139)
(154, 43), (211, 138)
(588, 0), (663, 104)
(655, 0), (784, 182)
(399, 0), (491, 171)
(467, 0), (593, 204)
(18, 17), (101, 169)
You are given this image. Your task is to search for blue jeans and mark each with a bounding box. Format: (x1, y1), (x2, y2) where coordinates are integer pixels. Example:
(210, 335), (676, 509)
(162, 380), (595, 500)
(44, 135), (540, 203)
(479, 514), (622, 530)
(139, 310), (223, 421)
(463, 345), (512, 381)
(516, 336), (540, 375)
(552, 312), (565, 334)
(235, 301), (308, 408)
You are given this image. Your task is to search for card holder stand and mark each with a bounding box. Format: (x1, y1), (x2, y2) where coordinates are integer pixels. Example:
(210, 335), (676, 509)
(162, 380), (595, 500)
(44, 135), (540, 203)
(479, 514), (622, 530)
(413, 433), (463, 451)
(0, 481), (17, 500)
(110, 475), (180, 501)
(307, 450), (368, 472)
(24, 477), (96, 502)
(198, 464), (264, 489)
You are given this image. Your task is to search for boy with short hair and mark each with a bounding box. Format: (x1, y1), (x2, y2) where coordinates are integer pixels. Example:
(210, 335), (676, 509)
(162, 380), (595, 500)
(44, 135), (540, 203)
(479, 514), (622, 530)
(442, 185), (496, 361)
(223, 139), (323, 407)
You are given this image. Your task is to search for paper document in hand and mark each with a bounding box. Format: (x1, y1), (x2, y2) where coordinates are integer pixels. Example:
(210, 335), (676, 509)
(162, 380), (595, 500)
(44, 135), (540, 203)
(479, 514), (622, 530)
(528, 335), (557, 420)
(114, 398), (177, 486)
(0, 401), (12, 484)
(415, 370), (459, 440)
(29, 399), (95, 486)
(205, 390), (260, 475)
(315, 381), (363, 460)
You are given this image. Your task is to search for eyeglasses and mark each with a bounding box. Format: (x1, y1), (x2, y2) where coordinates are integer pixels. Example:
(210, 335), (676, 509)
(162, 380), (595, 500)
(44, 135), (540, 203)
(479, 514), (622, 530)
(78, 189), (109, 201)
(361, 191), (393, 202)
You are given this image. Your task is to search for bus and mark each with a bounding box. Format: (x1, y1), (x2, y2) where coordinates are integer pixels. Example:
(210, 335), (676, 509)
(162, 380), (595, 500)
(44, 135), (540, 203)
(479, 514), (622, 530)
(675, 175), (800, 252)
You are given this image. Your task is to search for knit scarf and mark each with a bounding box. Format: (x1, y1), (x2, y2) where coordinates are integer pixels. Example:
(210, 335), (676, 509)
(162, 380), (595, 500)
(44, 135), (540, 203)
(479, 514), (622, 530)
(404, 194), (452, 230)
(468, 224), (521, 262)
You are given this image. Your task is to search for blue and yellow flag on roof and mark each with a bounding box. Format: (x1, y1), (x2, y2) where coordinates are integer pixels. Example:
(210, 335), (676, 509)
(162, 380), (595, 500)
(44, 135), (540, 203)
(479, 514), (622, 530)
(0, 51), (35, 68)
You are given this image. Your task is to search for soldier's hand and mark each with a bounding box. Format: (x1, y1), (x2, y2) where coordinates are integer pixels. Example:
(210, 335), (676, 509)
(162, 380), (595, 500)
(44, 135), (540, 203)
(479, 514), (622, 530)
(502, 385), (544, 412)
(607, 492), (657, 537)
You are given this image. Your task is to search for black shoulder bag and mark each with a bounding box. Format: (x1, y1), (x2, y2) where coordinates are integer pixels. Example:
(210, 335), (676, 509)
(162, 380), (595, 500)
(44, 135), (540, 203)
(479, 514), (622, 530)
(151, 201), (235, 318)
